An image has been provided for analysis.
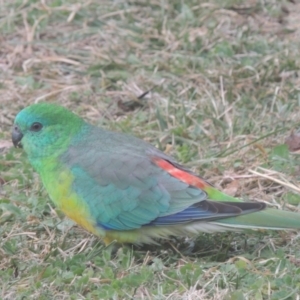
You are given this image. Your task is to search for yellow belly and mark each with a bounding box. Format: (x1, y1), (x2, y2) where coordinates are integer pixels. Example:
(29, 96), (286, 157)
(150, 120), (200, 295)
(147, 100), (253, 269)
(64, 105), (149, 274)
(39, 166), (176, 246)
(42, 168), (102, 237)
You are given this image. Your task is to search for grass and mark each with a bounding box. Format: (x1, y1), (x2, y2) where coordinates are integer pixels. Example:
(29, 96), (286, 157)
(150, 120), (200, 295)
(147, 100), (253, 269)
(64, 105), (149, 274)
(1, 0), (300, 299)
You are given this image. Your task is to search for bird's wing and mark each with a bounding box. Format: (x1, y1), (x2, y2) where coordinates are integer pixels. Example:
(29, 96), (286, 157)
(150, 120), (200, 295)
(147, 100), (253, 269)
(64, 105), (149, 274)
(60, 129), (264, 230)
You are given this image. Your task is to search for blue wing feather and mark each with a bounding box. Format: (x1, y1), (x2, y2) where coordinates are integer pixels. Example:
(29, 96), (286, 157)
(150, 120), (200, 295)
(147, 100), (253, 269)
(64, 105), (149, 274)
(61, 127), (208, 230)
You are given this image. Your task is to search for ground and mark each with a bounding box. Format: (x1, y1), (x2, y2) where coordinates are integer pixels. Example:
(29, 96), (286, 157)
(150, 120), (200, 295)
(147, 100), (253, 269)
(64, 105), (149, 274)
(1, 0), (300, 299)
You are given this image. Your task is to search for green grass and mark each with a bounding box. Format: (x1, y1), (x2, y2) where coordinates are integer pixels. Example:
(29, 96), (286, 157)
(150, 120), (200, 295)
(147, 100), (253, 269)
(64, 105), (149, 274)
(1, 0), (300, 299)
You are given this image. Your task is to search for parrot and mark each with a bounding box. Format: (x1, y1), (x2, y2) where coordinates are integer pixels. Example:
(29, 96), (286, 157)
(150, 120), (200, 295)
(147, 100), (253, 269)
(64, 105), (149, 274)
(12, 103), (300, 245)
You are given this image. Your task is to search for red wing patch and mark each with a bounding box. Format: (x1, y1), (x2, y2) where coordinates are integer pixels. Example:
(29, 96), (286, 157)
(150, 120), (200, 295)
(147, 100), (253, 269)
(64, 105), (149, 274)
(152, 157), (210, 190)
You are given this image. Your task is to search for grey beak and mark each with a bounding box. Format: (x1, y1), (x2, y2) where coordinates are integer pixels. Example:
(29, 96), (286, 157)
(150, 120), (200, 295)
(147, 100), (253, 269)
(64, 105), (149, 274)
(12, 125), (23, 148)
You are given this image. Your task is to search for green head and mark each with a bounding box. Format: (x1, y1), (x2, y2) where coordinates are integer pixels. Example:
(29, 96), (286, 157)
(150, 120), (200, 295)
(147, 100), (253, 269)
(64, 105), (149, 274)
(12, 103), (86, 165)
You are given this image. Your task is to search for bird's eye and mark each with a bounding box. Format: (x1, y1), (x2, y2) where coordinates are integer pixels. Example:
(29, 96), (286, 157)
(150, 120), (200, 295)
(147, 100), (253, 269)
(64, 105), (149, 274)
(30, 122), (43, 132)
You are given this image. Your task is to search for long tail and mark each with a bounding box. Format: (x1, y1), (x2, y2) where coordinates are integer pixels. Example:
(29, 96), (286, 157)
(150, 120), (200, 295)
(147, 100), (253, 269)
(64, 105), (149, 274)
(206, 185), (300, 229)
(212, 208), (300, 230)
(153, 157), (300, 230)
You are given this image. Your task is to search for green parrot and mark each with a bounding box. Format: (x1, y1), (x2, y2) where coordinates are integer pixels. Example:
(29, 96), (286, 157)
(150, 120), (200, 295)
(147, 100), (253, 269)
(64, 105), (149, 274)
(12, 103), (300, 245)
